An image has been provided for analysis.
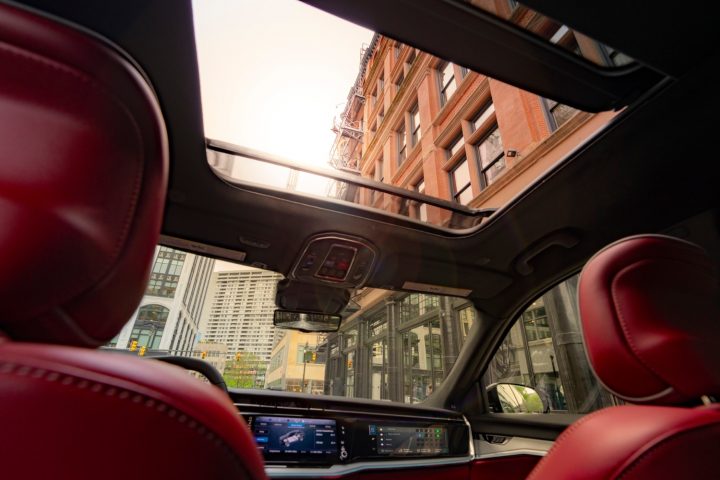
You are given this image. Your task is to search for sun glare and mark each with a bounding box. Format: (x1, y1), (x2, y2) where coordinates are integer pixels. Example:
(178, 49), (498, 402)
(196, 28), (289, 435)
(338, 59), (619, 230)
(192, 0), (373, 168)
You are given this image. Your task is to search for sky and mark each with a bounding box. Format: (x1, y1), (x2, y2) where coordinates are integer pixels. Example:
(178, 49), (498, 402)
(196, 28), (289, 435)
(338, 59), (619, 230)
(191, 0), (373, 272)
(192, 0), (373, 167)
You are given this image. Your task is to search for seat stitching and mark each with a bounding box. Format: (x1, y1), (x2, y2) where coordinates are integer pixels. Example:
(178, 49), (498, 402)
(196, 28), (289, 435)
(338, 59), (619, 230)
(0, 361), (255, 478)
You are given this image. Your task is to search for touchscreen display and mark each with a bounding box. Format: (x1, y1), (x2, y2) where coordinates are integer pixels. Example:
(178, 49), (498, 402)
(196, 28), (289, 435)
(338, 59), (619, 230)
(369, 424), (449, 455)
(252, 417), (337, 455)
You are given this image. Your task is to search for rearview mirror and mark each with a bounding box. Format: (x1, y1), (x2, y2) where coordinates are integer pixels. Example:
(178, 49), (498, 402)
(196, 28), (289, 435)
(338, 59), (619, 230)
(273, 310), (341, 332)
(486, 383), (547, 414)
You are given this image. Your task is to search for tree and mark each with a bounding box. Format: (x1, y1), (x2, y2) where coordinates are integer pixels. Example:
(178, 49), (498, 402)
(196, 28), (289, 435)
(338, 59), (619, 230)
(223, 352), (267, 389)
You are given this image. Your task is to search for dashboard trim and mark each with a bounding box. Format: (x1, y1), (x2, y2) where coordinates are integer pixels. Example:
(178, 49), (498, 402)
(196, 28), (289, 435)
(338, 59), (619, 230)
(235, 405), (467, 423)
(264, 455), (474, 478)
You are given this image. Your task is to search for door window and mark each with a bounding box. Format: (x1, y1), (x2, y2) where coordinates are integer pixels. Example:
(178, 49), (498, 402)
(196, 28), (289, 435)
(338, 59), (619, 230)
(483, 275), (618, 413)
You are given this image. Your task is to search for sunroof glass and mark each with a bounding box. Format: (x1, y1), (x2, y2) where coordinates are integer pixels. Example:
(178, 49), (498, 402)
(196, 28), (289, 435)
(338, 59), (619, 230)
(465, 0), (634, 67)
(194, 0), (614, 232)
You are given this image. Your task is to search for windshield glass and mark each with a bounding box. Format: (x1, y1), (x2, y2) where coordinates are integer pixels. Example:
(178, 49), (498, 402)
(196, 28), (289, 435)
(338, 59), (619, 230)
(105, 247), (476, 404)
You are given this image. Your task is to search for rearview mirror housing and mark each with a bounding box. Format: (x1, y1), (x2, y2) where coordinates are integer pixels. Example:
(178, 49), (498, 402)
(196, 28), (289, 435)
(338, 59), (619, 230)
(273, 310), (341, 332)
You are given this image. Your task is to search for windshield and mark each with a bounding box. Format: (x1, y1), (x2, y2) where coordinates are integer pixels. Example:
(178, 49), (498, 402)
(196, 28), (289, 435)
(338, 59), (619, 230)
(106, 247), (476, 404)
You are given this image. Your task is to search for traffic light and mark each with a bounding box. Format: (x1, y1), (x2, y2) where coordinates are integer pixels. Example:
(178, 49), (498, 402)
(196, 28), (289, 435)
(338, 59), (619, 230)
(129, 340), (138, 352)
(235, 352), (241, 361)
(311, 352), (317, 363)
(347, 358), (353, 368)
(139, 346), (147, 356)
(201, 351), (207, 359)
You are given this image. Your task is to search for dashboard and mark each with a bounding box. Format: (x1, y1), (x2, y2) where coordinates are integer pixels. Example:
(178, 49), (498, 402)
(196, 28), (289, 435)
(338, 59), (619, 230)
(234, 391), (472, 475)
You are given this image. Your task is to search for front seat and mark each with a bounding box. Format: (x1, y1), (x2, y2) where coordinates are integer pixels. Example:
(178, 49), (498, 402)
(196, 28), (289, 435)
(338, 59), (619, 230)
(528, 235), (720, 479)
(0, 3), (266, 479)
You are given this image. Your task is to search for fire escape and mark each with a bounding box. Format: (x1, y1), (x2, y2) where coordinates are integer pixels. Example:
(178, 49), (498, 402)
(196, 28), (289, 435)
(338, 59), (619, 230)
(327, 36), (379, 201)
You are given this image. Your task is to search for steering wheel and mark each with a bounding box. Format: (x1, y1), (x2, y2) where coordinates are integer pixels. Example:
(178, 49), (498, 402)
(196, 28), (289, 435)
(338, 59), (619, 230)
(152, 355), (229, 396)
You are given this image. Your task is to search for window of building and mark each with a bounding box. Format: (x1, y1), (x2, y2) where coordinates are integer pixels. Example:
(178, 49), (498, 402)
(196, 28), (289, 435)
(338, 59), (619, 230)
(438, 62), (458, 106)
(370, 340), (388, 400)
(544, 98), (577, 131)
(147, 247), (186, 297)
(394, 42), (401, 60)
(410, 102), (421, 147)
(475, 126), (505, 189)
(446, 134), (464, 159)
(450, 157), (474, 204)
(368, 309), (387, 338)
(402, 318), (443, 404)
(400, 293), (440, 322)
(472, 102), (495, 132)
(377, 106), (384, 126)
(395, 70), (405, 90)
(129, 304), (170, 350)
(397, 123), (407, 164)
(458, 305), (476, 345)
(413, 178), (428, 222)
(404, 48), (416, 74)
(523, 300), (550, 341)
(344, 328), (358, 349)
(483, 275), (618, 414)
(296, 344), (310, 364)
(346, 350), (355, 398)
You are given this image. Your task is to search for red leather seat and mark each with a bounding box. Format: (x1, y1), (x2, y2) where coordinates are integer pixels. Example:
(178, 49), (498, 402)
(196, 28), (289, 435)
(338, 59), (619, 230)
(0, 3), (266, 478)
(528, 235), (720, 479)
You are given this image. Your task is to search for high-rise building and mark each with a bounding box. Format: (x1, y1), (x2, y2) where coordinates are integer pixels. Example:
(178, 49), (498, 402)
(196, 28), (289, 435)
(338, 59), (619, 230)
(200, 268), (283, 362)
(323, 27), (618, 406)
(110, 246), (215, 354)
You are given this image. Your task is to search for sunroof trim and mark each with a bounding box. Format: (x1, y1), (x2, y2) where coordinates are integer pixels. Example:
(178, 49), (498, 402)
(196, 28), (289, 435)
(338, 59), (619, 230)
(206, 139), (495, 232)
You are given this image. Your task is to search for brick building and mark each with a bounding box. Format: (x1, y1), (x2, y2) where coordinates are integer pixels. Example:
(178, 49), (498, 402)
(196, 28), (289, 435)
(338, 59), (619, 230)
(323, 24), (619, 410)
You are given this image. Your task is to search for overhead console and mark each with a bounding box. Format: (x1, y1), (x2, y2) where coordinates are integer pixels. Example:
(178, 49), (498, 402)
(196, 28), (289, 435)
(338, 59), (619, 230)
(290, 234), (377, 288)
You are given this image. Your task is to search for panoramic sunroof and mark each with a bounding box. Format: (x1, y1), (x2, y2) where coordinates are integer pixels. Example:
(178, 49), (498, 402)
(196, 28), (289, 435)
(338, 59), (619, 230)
(465, 0), (634, 68)
(193, 0), (614, 232)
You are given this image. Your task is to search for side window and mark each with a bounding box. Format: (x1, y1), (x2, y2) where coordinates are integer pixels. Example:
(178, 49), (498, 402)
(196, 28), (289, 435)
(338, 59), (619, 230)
(483, 275), (618, 414)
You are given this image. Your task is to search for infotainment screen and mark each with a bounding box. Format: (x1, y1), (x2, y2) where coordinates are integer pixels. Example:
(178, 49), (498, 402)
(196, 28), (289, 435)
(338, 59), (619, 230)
(251, 416), (338, 458)
(369, 424), (449, 456)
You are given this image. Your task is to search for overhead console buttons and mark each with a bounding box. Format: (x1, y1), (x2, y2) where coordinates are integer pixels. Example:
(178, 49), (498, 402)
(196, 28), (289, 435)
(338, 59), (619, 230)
(292, 234), (378, 288)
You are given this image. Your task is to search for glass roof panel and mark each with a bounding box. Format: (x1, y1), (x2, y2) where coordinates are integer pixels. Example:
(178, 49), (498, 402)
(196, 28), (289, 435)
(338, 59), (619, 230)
(193, 0), (613, 231)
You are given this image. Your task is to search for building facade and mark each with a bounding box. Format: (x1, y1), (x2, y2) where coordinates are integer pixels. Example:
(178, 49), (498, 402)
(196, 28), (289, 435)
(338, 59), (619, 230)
(200, 268), (283, 362)
(324, 21), (619, 410)
(111, 246), (215, 354)
(265, 331), (327, 395)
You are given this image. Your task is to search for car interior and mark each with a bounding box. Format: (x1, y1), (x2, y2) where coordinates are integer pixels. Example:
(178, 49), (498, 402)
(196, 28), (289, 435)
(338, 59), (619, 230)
(1, 0), (718, 479)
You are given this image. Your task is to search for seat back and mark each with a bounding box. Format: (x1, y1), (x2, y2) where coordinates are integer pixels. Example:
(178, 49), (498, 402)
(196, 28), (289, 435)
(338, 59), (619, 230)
(0, 4), (266, 478)
(528, 235), (720, 479)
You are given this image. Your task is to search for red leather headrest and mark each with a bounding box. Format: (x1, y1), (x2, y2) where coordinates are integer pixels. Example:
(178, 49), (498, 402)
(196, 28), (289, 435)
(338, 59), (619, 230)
(0, 4), (168, 346)
(579, 235), (720, 405)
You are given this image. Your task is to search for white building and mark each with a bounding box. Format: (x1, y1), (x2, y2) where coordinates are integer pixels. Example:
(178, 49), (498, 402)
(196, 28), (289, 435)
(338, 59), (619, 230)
(200, 268), (283, 361)
(111, 246), (215, 354)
